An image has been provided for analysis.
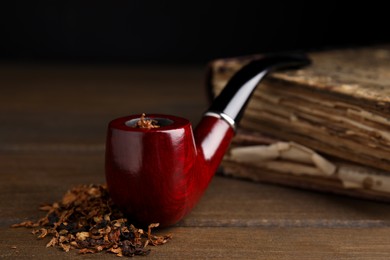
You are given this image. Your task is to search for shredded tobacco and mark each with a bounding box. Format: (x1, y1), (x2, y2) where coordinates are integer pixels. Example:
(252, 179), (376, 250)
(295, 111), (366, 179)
(12, 184), (172, 257)
(134, 113), (160, 129)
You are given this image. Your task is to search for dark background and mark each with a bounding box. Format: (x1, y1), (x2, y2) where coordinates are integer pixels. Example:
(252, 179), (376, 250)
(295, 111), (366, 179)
(1, 1), (388, 64)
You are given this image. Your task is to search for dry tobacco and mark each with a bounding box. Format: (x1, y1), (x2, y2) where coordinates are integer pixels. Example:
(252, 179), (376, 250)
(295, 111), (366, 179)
(12, 184), (172, 257)
(133, 113), (160, 129)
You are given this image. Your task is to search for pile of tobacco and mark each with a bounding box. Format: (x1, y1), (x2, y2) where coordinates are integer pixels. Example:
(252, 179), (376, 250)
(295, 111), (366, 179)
(12, 184), (172, 257)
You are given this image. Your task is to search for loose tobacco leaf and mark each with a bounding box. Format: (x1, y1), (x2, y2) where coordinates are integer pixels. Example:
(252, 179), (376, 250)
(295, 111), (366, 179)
(12, 184), (172, 257)
(133, 113), (160, 129)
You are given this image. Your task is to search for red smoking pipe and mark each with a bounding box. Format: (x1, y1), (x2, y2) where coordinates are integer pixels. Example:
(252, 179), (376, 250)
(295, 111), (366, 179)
(105, 54), (310, 227)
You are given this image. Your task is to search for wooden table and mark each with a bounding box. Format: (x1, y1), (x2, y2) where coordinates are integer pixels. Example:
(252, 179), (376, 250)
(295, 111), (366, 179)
(1, 63), (390, 259)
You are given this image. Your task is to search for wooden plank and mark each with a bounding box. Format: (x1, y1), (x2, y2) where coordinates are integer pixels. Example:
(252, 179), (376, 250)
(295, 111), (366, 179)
(125, 227), (390, 260)
(0, 63), (207, 145)
(184, 176), (390, 228)
(2, 151), (390, 229)
(2, 64), (390, 259)
(2, 227), (390, 259)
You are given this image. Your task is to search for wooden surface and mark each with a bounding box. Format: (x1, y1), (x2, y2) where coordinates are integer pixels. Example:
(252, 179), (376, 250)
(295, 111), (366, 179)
(1, 63), (390, 259)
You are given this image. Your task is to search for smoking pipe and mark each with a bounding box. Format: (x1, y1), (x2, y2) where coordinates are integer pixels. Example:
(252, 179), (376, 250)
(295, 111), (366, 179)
(105, 54), (310, 227)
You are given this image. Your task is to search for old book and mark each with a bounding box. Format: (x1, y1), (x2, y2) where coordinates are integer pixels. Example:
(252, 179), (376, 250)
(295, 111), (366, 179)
(223, 130), (390, 202)
(209, 46), (390, 171)
(208, 46), (390, 201)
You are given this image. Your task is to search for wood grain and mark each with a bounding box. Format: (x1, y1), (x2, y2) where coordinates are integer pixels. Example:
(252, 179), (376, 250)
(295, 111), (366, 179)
(1, 63), (390, 259)
(3, 227), (390, 259)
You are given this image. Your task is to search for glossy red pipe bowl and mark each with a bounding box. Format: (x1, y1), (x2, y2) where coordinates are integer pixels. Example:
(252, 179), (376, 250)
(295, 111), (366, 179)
(105, 113), (234, 227)
(105, 114), (198, 227)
